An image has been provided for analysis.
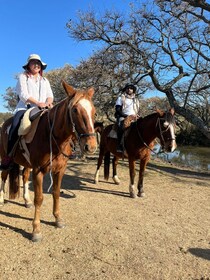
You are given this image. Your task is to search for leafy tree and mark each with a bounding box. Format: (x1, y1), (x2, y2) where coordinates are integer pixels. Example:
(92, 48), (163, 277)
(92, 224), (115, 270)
(3, 87), (18, 112)
(0, 112), (13, 125)
(45, 64), (75, 102)
(66, 0), (210, 139)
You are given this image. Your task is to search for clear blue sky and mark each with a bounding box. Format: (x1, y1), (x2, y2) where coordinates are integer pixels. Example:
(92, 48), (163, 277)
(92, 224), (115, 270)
(0, 0), (133, 113)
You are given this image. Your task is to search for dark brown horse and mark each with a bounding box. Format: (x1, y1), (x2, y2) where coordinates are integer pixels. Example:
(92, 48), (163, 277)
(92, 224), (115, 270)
(0, 81), (97, 241)
(94, 109), (177, 198)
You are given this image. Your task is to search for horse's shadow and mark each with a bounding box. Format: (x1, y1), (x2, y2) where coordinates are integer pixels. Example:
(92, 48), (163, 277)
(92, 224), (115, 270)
(23, 160), (130, 198)
(59, 162), (129, 198)
(0, 160), (129, 240)
(0, 209), (56, 240)
(0, 220), (31, 240)
(188, 248), (210, 261)
(147, 162), (210, 180)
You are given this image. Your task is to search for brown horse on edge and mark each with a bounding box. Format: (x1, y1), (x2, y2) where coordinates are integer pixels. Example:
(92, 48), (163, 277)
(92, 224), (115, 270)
(0, 81), (97, 242)
(94, 109), (177, 198)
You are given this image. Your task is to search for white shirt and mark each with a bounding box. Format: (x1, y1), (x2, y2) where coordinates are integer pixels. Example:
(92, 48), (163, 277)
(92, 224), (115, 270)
(116, 94), (140, 116)
(15, 73), (53, 113)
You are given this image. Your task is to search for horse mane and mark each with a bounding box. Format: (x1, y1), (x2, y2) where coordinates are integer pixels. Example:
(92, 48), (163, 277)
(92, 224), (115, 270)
(50, 88), (91, 114)
(70, 89), (92, 107)
(143, 112), (158, 120)
(137, 112), (158, 125)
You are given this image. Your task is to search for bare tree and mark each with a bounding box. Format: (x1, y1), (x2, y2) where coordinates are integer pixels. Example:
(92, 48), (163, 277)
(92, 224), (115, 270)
(69, 47), (151, 120)
(66, 0), (210, 139)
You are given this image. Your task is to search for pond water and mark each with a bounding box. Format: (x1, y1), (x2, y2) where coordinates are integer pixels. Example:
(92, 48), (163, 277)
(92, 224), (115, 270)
(151, 144), (210, 172)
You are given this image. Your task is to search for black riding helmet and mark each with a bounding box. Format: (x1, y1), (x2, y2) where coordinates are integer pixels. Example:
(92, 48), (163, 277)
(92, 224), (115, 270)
(122, 83), (137, 93)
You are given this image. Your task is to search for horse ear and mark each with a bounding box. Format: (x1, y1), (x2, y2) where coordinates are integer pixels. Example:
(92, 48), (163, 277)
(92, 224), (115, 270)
(87, 87), (94, 98)
(156, 108), (164, 116)
(62, 80), (76, 96)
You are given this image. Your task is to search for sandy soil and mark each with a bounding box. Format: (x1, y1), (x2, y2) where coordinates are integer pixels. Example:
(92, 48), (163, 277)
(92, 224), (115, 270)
(0, 156), (210, 280)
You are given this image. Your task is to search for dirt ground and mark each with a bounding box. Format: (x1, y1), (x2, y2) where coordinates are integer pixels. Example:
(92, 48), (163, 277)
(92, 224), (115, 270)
(0, 156), (210, 280)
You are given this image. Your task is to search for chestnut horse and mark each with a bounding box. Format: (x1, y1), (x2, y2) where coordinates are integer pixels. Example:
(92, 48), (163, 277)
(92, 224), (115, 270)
(0, 81), (97, 242)
(94, 109), (177, 198)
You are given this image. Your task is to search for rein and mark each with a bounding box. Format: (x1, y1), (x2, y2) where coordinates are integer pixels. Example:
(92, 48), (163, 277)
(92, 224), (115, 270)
(135, 121), (156, 153)
(47, 106), (71, 158)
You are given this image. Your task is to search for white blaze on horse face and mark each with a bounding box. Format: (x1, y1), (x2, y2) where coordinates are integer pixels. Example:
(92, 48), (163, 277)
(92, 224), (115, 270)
(79, 99), (94, 132)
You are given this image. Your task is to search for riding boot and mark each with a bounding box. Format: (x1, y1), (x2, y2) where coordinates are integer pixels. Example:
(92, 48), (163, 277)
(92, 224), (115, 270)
(117, 127), (124, 153)
(0, 110), (25, 170)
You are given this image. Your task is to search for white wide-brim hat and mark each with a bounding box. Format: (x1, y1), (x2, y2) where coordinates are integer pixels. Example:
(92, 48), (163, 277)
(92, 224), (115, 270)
(22, 54), (47, 70)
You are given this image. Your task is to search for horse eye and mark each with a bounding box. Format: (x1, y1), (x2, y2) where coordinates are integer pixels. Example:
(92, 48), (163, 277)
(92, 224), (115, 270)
(72, 108), (77, 113)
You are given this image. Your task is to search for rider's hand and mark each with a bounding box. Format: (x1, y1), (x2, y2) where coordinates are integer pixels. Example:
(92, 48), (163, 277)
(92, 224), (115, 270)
(46, 102), (53, 108)
(37, 102), (48, 109)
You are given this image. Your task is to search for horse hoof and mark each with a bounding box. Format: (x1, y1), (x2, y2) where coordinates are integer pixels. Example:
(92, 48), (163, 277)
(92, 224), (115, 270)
(130, 192), (137, 199)
(25, 202), (33, 208)
(137, 192), (145, 197)
(56, 221), (65, 228)
(32, 233), (43, 242)
(113, 176), (120, 185)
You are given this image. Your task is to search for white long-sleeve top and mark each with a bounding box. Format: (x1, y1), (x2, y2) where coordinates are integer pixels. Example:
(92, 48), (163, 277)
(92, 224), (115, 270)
(115, 94), (140, 116)
(15, 73), (53, 113)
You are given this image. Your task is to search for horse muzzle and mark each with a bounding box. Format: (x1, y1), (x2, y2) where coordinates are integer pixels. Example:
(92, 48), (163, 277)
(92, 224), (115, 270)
(79, 133), (97, 155)
(163, 139), (177, 153)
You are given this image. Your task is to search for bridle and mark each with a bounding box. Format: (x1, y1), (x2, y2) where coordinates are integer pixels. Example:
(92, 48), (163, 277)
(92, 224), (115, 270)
(68, 99), (96, 141)
(156, 113), (176, 146)
(135, 112), (175, 154)
(47, 98), (96, 158)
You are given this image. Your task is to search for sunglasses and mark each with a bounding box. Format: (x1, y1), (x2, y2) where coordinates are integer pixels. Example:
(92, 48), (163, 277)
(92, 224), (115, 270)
(29, 60), (41, 65)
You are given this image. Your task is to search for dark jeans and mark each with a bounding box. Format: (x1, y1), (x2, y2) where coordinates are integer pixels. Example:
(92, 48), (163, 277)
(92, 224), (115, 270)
(7, 110), (26, 155)
(116, 118), (124, 148)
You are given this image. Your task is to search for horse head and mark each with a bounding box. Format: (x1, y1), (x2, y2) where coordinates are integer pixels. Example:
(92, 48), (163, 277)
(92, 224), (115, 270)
(156, 108), (177, 153)
(62, 81), (97, 155)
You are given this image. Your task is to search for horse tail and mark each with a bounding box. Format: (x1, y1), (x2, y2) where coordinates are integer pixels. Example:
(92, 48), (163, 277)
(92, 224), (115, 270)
(104, 151), (110, 181)
(9, 163), (20, 199)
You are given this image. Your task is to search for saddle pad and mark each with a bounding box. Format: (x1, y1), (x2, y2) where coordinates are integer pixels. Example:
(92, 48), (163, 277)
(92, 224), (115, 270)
(24, 115), (42, 143)
(108, 124), (117, 139)
(108, 129), (117, 139)
(18, 107), (41, 136)
(108, 123), (131, 139)
(18, 108), (33, 136)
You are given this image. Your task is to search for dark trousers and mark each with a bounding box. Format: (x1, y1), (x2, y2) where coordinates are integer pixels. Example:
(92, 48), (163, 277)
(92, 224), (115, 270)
(116, 118), (124, 148)
(7, 110), (26, 156)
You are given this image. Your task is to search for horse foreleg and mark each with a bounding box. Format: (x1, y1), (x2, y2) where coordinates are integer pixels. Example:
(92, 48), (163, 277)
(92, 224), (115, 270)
(128, 159), (137, 198)
(32, 170), (44, 242)
(112, 156), (120, 185)
(0, 170), (9, 206)
(94, 148), (104, 184)
(52, 171), (65, 228)
(0, 181), (5, 206)
(22, 168), (33, 208)
(137, 159), (148, 197)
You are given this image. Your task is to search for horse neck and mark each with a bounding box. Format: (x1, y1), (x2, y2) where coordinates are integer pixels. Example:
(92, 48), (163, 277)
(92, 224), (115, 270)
(137, 114), (158, 144)
(48, 99), (73, 142)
